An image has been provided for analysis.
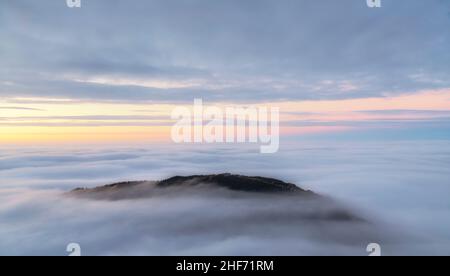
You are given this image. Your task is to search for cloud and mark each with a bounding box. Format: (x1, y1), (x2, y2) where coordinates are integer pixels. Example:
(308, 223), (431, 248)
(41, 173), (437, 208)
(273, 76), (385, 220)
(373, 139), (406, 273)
(0, 107), (45, 111)
(0, 141), (450, 255)
(0, 114), (172, 127)
(0, 186), (389, 256)
(1, 0), (449, 102)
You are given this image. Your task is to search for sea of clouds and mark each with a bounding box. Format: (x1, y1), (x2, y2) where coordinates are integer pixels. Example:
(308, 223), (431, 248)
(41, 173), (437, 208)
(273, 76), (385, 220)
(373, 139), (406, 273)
(0, 141), (449, 255)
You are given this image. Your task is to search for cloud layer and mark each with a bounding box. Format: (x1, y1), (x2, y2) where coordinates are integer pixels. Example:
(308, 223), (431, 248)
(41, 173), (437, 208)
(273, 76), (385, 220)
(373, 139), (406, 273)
(1, 141), (450, 255)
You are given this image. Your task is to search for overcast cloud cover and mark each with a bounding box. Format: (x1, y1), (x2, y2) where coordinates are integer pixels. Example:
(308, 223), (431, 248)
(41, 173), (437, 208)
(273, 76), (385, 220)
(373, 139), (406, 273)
(1, 0), (450, 256)
(0, 142), (449, 255)
(1, 0), (450, 102)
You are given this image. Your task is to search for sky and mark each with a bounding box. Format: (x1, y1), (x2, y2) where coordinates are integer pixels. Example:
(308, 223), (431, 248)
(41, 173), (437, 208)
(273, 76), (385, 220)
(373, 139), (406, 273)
(1, 0), (450, 144)
(1, 0), (450, 256)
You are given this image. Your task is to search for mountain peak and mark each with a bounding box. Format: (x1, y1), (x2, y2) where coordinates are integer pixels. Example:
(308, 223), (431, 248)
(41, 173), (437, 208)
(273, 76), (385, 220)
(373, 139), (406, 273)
(157, 173), (310, 194)
(69, 174), (315, 198)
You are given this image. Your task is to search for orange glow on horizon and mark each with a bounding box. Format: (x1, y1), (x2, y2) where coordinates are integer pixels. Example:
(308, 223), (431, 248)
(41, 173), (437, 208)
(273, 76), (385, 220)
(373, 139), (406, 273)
(0, 126), (171, 145)
(1, 88), (449, 145)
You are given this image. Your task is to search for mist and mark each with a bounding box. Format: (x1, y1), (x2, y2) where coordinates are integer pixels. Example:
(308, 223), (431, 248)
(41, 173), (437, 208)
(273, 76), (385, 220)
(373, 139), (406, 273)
(0, 141), (449, 255)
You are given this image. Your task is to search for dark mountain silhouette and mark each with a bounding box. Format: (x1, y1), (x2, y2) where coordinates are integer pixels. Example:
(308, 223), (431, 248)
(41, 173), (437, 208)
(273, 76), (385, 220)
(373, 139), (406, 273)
(68, 174), (364, 222)
(70, 173), (315, 196)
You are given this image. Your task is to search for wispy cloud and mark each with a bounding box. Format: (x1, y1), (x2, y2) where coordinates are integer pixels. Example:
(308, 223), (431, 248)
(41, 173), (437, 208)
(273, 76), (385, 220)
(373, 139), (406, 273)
(0, 107), (45, 111)
(1, 0), (449, 102)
